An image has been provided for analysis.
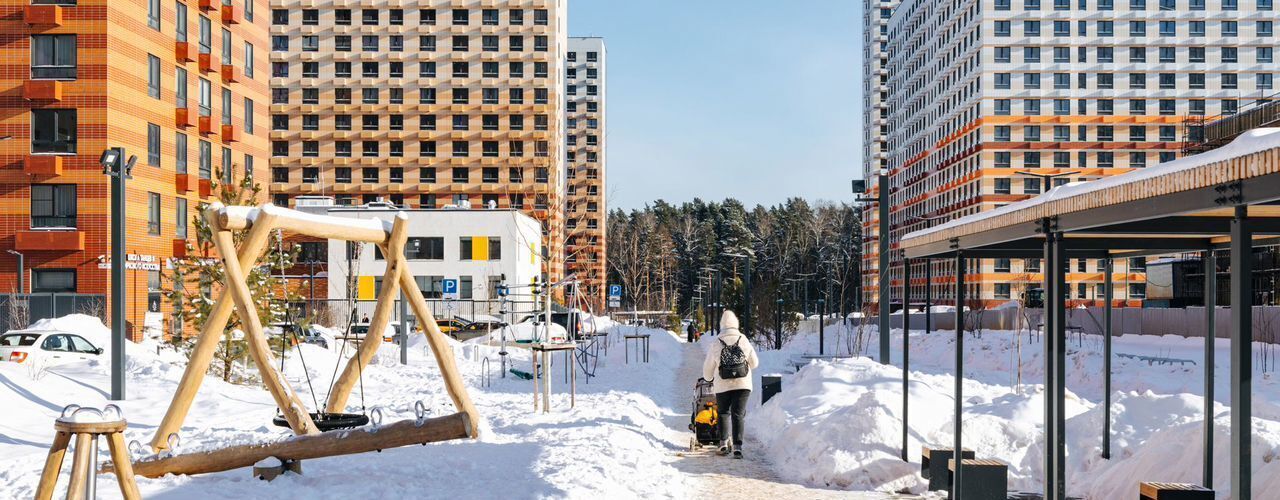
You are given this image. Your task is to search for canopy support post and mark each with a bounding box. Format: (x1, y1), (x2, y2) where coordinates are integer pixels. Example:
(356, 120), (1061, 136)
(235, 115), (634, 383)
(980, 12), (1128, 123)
(951, 251), (965, 500)
(1229, 206), (1251, 500)
(1103, 257), (1113, 460)
(901, 255), (910, 463)
(1203, 247), (1216, 489)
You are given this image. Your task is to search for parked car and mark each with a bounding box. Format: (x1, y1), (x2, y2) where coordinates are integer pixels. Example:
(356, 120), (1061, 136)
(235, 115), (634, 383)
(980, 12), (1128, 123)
(520, 312), (586, 336)
(435, 318), (472, 334)
(268, 323), (332, 349)
(344, 323), (400, 343)
(0, 330), (102, 366)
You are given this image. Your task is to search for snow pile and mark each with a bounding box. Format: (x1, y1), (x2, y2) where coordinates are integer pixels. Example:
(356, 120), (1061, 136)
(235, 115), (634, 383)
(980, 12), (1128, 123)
(0, 316), (693, 499)
(750, 324), (1280, 496)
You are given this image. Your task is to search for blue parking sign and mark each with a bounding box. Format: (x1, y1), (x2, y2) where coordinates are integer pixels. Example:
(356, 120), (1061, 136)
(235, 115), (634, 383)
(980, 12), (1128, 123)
(608, 285), (622, 298)
(443, 279), (459, 299)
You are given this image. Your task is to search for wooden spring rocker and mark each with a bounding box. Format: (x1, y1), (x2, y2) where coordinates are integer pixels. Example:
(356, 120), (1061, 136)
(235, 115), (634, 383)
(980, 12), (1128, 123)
(36, 405), (140, 500)
(107, 203), (481, 478)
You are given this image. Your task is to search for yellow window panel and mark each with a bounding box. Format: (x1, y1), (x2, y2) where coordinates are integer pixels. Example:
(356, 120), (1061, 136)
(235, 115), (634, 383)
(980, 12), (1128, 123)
(357, 276), (375, 300)
(473, 236), (489, 261)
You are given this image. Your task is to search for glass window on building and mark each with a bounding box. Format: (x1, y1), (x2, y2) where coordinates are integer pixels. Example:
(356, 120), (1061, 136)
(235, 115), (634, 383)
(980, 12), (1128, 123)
(32, 269), (76, 293)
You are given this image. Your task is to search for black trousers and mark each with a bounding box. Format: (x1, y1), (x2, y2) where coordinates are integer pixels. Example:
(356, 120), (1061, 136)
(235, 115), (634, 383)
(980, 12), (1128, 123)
(716, 389), (751, 447)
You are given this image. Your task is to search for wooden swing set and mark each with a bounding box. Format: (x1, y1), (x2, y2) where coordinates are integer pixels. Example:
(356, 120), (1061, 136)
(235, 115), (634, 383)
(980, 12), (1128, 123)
(114, 203), (480, 477)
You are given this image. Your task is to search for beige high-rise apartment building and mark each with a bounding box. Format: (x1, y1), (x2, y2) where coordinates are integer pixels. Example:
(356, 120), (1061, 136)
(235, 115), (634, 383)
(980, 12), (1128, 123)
(564, 37), (606, 308)
(267, 0), (568, 283)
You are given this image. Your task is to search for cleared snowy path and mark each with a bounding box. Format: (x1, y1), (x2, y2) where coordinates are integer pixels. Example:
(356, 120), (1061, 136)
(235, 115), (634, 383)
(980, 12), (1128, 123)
(667, 337), (920, 499)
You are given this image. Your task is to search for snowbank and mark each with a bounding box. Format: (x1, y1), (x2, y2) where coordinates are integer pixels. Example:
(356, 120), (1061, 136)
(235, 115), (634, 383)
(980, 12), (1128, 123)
(750, 324), (1280, 496)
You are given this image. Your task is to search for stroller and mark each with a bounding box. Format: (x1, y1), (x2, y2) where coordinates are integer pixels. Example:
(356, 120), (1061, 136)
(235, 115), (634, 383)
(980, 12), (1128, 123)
(687, 378), (720, 451)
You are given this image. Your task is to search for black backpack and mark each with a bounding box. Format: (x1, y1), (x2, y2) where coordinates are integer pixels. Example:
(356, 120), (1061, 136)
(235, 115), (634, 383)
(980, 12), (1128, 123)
(718, 338), (748, 379)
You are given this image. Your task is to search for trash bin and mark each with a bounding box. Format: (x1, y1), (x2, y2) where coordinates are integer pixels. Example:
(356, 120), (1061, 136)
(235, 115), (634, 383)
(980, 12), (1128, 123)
(761, 375), (782, 405)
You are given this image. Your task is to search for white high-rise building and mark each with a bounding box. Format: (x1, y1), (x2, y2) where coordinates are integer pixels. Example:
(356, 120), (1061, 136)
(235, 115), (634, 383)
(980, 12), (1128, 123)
(861, 0), (896, 308)
(870, 0), (1277, 306)
(564, 37), (607, 308)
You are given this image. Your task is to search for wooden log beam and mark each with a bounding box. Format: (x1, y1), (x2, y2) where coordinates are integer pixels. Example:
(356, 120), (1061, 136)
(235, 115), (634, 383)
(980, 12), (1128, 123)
(327, 213), (409, 412)
(108, 413), (472, 478)
(217, 204), (390, 244)
(150, 204), (280, 451)
(399, 273), (481, 435)
(212, 229), (320, 436)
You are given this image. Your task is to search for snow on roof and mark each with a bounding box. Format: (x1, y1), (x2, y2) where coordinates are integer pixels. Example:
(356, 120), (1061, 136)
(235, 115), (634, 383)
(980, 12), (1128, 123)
(901, 128), (1280, 250)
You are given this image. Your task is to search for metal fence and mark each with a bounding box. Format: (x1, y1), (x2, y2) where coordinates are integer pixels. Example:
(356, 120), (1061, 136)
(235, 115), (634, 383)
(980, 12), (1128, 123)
(869, 305), (1280, 340)
(0, 293), (107, 331)
(284, 298), (545, 328)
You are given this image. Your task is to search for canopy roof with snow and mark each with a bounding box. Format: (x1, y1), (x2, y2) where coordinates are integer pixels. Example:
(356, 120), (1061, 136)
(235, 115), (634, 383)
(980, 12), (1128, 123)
(901, 128), (1280, 258)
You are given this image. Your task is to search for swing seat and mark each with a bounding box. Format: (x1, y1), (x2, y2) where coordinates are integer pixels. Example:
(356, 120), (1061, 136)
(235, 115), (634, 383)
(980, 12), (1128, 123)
(272, 412), (369, 432)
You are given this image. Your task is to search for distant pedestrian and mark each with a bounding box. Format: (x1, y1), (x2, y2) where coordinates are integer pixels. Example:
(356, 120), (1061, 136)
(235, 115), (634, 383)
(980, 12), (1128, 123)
(701, 310), (759, 459)
(687, 321), (697, 342)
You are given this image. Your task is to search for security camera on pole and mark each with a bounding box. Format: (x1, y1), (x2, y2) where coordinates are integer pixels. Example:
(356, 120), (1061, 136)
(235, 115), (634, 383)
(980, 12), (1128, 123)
(100, 148), (137, 401)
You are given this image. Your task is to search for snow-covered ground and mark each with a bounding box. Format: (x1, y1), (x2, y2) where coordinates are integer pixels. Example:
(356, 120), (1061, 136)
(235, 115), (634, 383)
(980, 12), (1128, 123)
(0, 315), (697, 499)
(750, 320), (1280, 498)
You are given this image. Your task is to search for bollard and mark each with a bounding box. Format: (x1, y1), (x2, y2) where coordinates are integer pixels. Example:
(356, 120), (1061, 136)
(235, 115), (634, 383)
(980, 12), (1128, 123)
(761, 376), (782, 405)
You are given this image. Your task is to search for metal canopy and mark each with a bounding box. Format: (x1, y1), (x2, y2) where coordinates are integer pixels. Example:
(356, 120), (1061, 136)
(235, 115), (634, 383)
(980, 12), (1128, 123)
(894, 128), (1280, 500)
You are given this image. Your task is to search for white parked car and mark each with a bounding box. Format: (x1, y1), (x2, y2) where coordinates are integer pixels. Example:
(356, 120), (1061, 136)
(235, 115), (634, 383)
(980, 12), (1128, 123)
(0, 330), (103, 365)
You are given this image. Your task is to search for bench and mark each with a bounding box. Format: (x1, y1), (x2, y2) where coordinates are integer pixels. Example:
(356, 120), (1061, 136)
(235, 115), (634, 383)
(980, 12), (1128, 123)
(1139, 482), (1214, 500)
(921, 446), (975, 491)
(1118, 353), (1197, 366)
(946, 458), (1007, 500)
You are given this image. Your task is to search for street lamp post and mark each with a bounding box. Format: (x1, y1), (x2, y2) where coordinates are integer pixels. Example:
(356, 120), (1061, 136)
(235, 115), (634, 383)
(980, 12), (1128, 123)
(100, 148), (136, 401)
(855, 174), (890, 364)
(817, 298), (827, 355)
(7, 250), (24, 295)
(775, 295), (783, 350)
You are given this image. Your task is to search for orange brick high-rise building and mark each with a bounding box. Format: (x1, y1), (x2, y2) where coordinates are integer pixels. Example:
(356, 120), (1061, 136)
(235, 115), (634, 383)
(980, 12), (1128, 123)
(0, 0), (269, 338)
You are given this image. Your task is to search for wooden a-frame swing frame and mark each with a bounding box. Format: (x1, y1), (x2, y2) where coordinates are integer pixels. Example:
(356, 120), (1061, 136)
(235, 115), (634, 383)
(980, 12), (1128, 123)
(148, 202), (480, 454)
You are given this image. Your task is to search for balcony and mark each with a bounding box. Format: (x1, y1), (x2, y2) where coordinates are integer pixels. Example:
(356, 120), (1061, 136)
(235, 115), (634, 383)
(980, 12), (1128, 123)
(175, 107), (196, 128)
(221, 124), (239, 142)
(174, 173), (194, 192)
(198, 178), (212, 198)
(22, 80), (62, 101)
(220, 4), (238, 23)
(198, 0), (215, 11)
(24, 5), (62, 27)
(16, 230), (83, 251)
(220, 64), (238, 83)
(172, 239), (188, 258)
(175, 41), (195, 62)
(198, 53), (216, 73)
(23, 155), (62, 175)
(198, 115), (215, 136)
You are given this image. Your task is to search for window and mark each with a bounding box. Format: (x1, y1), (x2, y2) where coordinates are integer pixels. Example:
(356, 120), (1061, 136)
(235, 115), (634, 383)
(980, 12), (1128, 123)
(271, 9), (287, 24)
(1128, 283), (1147, 299)
(452, 167), (468, 183)
(398, 237), (445, 260)
(31, 109), (76, 154)
(176, 197), (187, 239)
(145, 123), (161, 166)
(32, 270), (75, 293)
(994, 178), (1012, 194)
(175, 132), (188, 174)
(362, 167), (378, 183)
(30, 183), (76, 229)
(147, 192), (161, 235)
(995, 47), (1011, 63)
(31, 35), (76, 80)
(146, 54), (162, 98)
(148, 0), (160, 29)
(459, 237), (473, 260)
(1223, 21), (1238, 37)
(176, 2), (188, 41)
(362, 8), (378, 25)
(995, 21), (1011, 36)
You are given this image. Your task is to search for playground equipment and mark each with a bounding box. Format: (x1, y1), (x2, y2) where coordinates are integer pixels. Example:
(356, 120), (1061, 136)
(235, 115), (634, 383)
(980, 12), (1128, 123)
(36, 405), (140, 500)
(132, 203), (479, 476)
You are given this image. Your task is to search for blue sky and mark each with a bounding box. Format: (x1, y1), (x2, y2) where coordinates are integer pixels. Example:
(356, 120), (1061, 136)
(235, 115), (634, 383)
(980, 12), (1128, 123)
(569, 0), (864, 211)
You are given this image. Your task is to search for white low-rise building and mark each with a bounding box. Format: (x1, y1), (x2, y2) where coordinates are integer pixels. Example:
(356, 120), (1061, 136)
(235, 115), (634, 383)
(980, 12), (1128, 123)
(298, 199), (544, 319)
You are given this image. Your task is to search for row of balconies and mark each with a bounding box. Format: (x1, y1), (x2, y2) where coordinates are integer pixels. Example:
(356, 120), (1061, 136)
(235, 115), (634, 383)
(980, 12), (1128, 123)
(270, 102), (554, 114)
(175, 107), (240, 143)
(273, 21), (552, 36)
(175, 43), (241, 84)
(273, 155), (553, 167)
(270, 181), (553, 194)
(285, 49), (555, 63)
(271, 129), (553, 140)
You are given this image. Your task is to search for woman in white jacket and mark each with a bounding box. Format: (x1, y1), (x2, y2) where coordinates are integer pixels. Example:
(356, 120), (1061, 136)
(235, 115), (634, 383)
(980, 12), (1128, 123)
(702, 310), (759, 458)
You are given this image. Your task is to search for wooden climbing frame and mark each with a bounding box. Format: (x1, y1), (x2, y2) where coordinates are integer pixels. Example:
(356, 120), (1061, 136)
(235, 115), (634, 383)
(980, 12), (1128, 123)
(147, 203), (481, 460)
